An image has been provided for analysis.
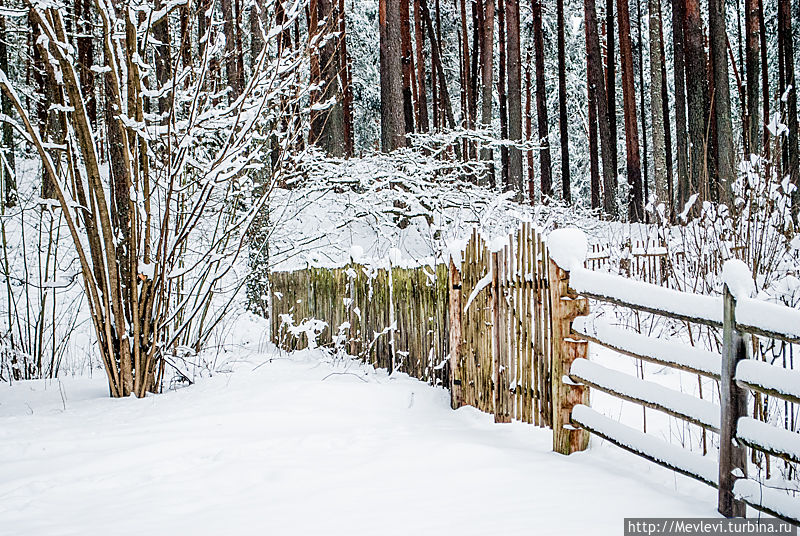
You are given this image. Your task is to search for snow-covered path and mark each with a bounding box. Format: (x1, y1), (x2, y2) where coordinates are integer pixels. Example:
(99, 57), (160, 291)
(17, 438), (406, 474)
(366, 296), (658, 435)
(0, 349), (718, 536)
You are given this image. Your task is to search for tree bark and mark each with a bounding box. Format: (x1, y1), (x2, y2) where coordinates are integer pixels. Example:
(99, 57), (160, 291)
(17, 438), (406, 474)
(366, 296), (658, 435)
(586, 0), (617, 216)
(778, 0), (799, 198)
(745, 0), (760, 156)
(480, 0), (494, 164)
(531, 0), (552, 201)
(710, 0), (736, 203)
(671, 0), (689, 210)
(498, 0), (509, 188)
(649, 0), (667, 205)
(606, 0), (618, 175)
(683, 0), (708, 203)
(556, 0), (570, 203)
(617, 0), (644, 221)
(0, 1), (16, 206)
(400, 0), (415, 134)
(413, 0), (429, 132)
(506, 0), (523, 195)
(381, 0), (408, 151)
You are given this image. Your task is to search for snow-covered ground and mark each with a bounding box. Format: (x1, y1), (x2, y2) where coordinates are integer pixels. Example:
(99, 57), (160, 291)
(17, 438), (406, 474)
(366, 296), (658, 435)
(0, 346), (720, 536)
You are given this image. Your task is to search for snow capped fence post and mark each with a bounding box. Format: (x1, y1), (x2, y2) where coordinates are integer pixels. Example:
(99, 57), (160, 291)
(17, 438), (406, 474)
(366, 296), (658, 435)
(547, 229), (591, 455)
(449, 256), (464, 409)
(718, 264), (751, 518)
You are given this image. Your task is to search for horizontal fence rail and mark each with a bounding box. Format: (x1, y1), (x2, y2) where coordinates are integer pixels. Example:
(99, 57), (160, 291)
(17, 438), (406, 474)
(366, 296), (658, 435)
(563, 242), (800, 525)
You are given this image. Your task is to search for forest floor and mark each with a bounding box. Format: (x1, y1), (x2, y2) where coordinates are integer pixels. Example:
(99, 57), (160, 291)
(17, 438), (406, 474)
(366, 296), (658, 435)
(0, 344), (721, 535)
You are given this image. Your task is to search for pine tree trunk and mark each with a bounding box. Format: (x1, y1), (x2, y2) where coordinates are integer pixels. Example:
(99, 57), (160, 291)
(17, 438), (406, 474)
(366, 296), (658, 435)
(526, 53), (535, 201)
(413, 0), (430, 132)
(498, 0), (509, 188)
(480, 0), (494, 160)
(400, 0), (415, 134)
(222, 0), (238, 101)
(683, 0), (708, 203)
(757, 0), (769, 159)
(710, 0), (735, 203)
(0, 0), (16, 207)
(531, 0), (552, 201)
(745, 0), (760, 156)
(617, 0), (644, 221)
(588, 67), (601, 209)
(778, 0), (799, 197)
(649, 0), (667, 204)
(606, 0), (618, 174)
(381, 0), (409, 151)
(340, 0), (354, 156)
(635, 0), (648, 207)
(586, 0), (617, 216)
(671, 0), (689, 210)
(153, 0), (172, 115)
(556, 0), (570, 203)
(506, 0), (523, 195)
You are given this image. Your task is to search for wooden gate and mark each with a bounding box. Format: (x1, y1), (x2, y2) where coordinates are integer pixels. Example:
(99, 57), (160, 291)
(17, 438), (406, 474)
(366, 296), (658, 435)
(450, 223), (554, 426)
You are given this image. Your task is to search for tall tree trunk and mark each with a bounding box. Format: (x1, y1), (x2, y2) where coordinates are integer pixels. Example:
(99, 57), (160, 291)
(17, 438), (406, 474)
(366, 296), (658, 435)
(400, 0), (415, 134)
(420, 0), (457, 132)
(556, 0), (570, 203)
(778, 0), (799, 196)
(222, 0), (238, 101)
(588, 66), (602, 209)
(313, 0), (345, 155)
(235, 0), (245, 90)
(251, 0), (264, 68)
(606, 0), (618, 175)
(77, 0), (95, 127)
(710, 0), (736, 203)
(586, 0), (617, 216)
(671, 0), (689, 210)
(757, 0), (769, 159)
(617, 0), (644, 221)
(745, 0), (760, 156)
(660, 14), (674, 215)
(506, 0), (523, 195)
(498, 0), (509, 188)
(340, 0), (354, 156)
(683, 0), (708, 203)
(649, 0), (667, 205)
(382, 0), (409, 151)
(153, 0), (172, 115)
(413, 0), (430, 132)
(480, 0), (494, 184)
(531, 0), (552, 200)
(635, 0), (649, 207)
(0, 1), (16, 207)
(526, 53), (535, 201)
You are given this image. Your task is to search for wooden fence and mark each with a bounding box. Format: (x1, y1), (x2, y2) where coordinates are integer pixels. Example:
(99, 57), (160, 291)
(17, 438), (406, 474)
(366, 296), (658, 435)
(270, 264), (449, 384)
(565, 259), (800, 524)
(270, 226), (798, 524)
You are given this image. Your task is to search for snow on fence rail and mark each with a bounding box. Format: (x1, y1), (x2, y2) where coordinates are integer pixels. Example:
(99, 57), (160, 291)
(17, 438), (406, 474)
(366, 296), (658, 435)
(553, 232), (800, 525)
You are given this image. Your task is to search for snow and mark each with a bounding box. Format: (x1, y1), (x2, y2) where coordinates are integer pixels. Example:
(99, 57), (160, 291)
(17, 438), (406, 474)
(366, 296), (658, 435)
(735, 359), (800, 402)
(0, 349), (718, 535)
(571, 405), (720, 487)
(547, 228), (588, 271)
(721, 259), (755, 300)
(464, 268), (492, 312)
(570, 359), (720, 430)
(569, 267), (723, 325)
(737, 417), (800, 463)
(734, 296), (800, 341)
(734, 479), (800, 522)
(573, 317), (721, 378)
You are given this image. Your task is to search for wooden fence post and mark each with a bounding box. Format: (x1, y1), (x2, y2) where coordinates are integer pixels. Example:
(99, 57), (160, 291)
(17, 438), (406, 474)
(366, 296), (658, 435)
(492, 251), (511, 423)
(548, 259), (590, 455)
(719, 284), (748, 518)
(448, 256), (463, 409)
